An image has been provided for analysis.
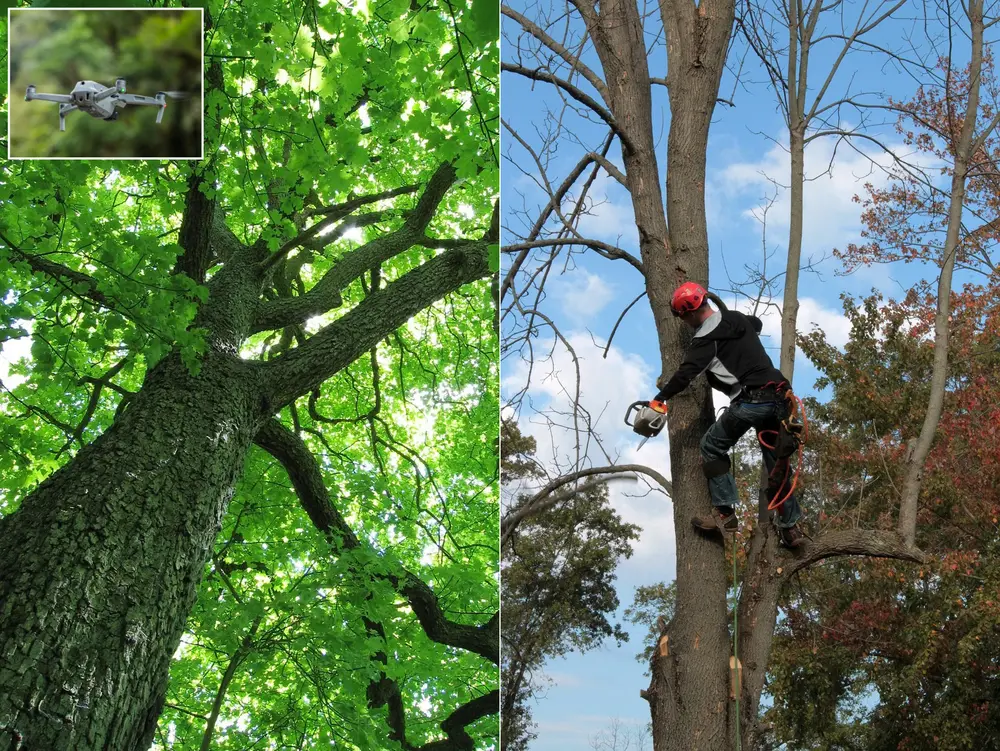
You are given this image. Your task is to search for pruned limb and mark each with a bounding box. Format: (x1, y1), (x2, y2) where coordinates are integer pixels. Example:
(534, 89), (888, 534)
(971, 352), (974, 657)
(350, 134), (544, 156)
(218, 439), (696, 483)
(781, 529), (925, 578)
(501, 464), (671, 548)
(263, 239), (491, 409)
(253, 419), (498, 664)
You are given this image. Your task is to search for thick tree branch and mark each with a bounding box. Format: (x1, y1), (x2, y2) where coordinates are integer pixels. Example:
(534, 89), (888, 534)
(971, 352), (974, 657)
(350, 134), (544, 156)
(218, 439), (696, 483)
(502, 237), (644, 273)
(252, 165), (459, 333)
(781, 529), (925, 578)
(175, 172), (217, 284)
(262, 239), (490, 409)
(255, 418), (497, 748)
(210, 207), (248, 263)
(414, 690), (499, 751)
(253, 419), (498, 664)
(302, 184), (419, 219)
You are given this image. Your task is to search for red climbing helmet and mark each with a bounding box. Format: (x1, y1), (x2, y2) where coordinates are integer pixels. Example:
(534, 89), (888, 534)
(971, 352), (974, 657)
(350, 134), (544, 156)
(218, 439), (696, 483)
(671, 282), (707, 316)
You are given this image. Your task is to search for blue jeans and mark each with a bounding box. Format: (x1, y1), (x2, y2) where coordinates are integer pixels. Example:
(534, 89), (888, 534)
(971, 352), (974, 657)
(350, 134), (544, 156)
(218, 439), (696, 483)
(699, 399), (802, 529)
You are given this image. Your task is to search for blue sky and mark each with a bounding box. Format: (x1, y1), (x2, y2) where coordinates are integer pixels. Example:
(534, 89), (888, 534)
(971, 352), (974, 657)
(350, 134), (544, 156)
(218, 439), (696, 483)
(500, 6), (974, 749)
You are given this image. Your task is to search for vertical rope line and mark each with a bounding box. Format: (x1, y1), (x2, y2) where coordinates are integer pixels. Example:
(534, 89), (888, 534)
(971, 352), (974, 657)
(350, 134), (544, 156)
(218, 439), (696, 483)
(733, 539), (741, 751)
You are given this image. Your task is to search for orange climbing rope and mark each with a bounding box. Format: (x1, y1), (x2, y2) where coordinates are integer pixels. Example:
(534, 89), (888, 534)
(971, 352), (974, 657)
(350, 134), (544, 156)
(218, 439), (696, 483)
(756, 385), (807, 511)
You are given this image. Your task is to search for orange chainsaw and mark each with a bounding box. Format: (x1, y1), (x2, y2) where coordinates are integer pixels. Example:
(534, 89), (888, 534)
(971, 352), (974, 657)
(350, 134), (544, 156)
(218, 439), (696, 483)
(624, 400), (668, 451)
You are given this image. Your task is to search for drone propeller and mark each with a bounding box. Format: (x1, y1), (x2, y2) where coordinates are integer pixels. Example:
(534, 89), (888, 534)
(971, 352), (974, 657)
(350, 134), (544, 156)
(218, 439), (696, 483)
(157, 91), (190, 100)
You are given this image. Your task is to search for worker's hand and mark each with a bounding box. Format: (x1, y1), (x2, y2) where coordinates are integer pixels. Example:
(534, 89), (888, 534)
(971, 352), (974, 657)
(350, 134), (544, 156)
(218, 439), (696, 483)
(656, 373), (669, 391)
(649, 399), (668, 414)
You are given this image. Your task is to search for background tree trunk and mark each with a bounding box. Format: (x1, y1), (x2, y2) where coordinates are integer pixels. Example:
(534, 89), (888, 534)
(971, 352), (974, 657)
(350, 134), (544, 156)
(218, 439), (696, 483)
(897, 0), (995, 545)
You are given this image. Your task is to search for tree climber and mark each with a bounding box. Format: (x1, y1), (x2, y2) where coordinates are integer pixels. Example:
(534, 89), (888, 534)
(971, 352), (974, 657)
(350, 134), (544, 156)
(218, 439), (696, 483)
(650, 282), (807, 549)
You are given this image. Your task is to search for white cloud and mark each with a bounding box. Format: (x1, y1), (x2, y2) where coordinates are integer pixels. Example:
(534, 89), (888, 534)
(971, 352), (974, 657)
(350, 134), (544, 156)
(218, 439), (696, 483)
(738, 296), (850, 350)
(573, 171), (639, 249)
(551, 270), (615, 324)
(708, 135), (936, 264)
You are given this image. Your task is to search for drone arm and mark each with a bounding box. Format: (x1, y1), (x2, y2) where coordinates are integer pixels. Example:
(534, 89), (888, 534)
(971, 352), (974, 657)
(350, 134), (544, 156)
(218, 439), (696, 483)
(27, 92), (73, 104)
(93, 86), (118, 103)
(118, 94), (161, 106)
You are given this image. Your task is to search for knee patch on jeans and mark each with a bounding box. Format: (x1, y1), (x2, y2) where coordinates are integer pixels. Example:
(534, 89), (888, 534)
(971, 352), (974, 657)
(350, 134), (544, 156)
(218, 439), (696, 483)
(702, 456), (731, 478)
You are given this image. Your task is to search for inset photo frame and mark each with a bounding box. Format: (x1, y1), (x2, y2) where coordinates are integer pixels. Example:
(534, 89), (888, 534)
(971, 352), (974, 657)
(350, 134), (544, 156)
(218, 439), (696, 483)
(8, 7), (204, 159)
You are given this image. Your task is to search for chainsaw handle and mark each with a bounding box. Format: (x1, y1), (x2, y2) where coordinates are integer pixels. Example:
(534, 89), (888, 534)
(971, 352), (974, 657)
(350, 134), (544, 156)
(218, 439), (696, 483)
(624, 401), (649, 427)
(624, 399), (669, 427)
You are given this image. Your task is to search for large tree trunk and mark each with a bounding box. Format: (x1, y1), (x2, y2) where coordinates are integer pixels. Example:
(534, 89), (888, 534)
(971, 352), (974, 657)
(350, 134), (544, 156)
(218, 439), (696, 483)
(644, 1), (736, 749)
(0, 352), (266, 751)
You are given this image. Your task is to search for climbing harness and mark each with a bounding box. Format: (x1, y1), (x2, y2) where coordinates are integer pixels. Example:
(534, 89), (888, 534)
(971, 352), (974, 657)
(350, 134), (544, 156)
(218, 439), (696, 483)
(624, 399), (668, 451)
(754, 382), (808, 511)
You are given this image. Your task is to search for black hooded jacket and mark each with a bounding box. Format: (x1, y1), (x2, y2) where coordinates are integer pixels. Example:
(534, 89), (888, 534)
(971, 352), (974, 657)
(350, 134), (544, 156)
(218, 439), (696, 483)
(654, 309), (787, 403)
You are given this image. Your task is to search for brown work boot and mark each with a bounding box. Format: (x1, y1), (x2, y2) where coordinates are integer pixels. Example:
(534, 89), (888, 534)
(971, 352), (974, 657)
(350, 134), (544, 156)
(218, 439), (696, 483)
(692, 510), (738, 535)
(779, 524), (807, 549)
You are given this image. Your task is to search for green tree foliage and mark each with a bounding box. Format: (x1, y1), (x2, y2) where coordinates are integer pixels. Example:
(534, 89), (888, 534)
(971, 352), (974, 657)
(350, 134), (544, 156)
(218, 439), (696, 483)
(500, 421), (640, 751)
(0, 0), (498, 749)
(9, 9), (203, 158)
(762, 289), (1000, 751)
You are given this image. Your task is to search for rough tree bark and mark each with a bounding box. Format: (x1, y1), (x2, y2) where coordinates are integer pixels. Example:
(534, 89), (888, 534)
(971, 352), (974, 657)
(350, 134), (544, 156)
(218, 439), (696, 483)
(642, 0), (738, 747)
(0, 162), (493, 750)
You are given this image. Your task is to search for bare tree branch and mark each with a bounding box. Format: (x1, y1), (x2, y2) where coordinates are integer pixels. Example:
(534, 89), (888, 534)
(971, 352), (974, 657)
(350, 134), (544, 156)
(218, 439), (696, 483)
(502, 464), (671, 548)
(782, 529), (925, 577)
(501, 5), (610, 103)
(501, 62), (636, 152)
(502, 237), (644, 273)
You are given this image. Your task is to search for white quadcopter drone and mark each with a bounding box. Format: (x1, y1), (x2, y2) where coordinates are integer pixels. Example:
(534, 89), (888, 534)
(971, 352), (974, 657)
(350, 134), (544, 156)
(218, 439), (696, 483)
(24, 78), (190, 132)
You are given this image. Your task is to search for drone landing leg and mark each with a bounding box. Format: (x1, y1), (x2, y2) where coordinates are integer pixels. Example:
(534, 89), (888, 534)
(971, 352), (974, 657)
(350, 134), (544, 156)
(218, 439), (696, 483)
(59, 114), (65, 132)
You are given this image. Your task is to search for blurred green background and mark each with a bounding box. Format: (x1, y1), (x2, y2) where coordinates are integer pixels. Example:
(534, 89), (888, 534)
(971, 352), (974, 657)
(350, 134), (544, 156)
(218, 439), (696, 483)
(9, 9), (203, 158)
